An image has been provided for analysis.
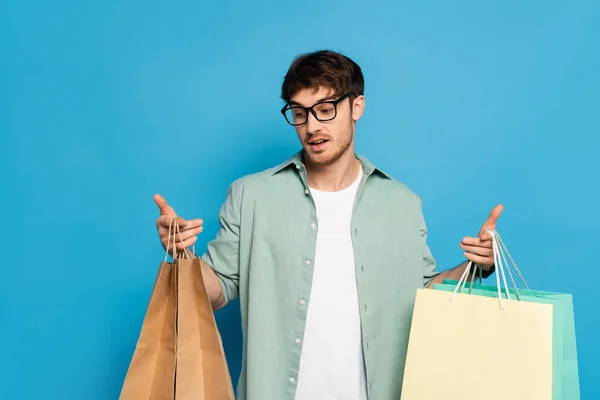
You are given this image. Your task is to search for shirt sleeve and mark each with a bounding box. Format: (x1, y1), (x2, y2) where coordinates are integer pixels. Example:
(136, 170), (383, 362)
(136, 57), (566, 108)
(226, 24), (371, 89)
(200, 178), (243, 305)
(417, 197), (440, 288)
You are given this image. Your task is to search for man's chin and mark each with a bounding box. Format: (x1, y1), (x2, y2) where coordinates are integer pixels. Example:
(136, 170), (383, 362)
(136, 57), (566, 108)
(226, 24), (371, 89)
(304, 150), (337, 166)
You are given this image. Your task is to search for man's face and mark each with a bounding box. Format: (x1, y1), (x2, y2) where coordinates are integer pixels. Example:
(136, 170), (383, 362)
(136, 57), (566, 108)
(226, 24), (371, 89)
(288, 87), (364, 166)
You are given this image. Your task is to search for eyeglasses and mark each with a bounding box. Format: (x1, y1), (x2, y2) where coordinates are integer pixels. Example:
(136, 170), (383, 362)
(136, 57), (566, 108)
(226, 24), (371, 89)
(280, 92), (351, 126)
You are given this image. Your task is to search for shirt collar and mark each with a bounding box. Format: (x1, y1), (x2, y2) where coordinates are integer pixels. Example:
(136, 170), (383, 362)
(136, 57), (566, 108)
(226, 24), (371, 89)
(270, 149), (393, 180)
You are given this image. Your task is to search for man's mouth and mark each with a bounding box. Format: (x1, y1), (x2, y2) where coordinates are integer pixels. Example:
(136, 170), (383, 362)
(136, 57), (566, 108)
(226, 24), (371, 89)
(307, 138), (329, 152)
(308, 138), (329, 145)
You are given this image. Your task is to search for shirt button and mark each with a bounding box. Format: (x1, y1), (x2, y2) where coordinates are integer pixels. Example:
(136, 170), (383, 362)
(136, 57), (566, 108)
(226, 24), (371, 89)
(304, 189), (309, 195)
(305, 259), (311, 266)
(289, 377), (296, 383)
(295, 164), (301, 170)
(310, 223), (316, 229)
(299, 299), (306, 305)
(294, 338), (301, 345)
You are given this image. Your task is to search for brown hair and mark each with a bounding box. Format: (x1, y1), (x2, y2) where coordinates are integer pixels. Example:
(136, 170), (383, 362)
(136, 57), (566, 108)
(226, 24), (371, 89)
(280, 50), (364, 103)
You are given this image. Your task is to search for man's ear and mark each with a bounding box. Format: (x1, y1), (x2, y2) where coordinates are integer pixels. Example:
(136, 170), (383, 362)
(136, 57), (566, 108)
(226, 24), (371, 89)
(352, 95), (365, 121)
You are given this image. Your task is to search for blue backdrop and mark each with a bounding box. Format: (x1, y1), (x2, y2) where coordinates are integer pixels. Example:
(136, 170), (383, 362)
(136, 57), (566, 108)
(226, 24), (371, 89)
(1, 1), (598, 398)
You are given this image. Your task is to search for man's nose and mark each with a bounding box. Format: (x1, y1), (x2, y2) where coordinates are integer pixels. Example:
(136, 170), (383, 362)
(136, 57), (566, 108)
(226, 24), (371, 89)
(306, 110), (321, 132)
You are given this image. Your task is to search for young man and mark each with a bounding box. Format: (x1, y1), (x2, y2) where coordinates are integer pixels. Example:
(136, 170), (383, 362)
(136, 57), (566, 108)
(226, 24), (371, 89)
(154, 50), (501, 400)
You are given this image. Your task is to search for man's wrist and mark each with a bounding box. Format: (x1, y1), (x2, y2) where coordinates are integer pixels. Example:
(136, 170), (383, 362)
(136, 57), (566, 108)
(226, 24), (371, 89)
(478, 264), (495, 279)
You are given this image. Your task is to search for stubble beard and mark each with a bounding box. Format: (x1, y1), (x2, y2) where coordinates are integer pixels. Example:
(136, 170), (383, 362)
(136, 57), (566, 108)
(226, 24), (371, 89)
(306, 119), (355, 167)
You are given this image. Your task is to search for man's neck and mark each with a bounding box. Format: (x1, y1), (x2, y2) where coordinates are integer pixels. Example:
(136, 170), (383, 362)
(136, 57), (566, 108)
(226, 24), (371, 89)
(304, 151), (361, 192)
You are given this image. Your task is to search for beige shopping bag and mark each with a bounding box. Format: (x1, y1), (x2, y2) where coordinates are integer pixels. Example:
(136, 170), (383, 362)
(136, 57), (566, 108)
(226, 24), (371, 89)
(120, 218), (235, 400)
(401, 230), (554, 400)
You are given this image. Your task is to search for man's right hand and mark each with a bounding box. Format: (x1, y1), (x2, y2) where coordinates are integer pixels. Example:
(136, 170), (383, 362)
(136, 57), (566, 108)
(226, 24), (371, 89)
(154, 194), (204, 253)
(154, 194), (225, 310)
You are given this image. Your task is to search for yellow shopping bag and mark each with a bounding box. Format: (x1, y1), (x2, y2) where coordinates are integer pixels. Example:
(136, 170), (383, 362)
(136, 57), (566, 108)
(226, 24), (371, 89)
(401, 230), (553, 400)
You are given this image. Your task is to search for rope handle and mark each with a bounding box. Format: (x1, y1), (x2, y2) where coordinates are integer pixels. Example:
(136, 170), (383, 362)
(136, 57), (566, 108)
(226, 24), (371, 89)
(451, 229), (528, 310)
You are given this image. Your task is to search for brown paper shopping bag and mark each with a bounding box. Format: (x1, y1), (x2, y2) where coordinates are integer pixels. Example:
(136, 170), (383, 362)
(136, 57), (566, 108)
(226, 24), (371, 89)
(175, 254), (236, 399)
(400, 230), (554, 400)
(120, 218), (235, 400)
(119, 257), (177, 399)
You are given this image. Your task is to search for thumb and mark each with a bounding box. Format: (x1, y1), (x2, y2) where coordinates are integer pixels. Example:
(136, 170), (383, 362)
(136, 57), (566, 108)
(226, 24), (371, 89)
(479, 204), (504, 238)
(154, 194), (177, 216)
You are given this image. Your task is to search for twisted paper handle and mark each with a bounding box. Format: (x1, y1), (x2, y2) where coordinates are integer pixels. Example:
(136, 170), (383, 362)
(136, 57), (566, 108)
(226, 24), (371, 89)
(163, 217), (195, 262)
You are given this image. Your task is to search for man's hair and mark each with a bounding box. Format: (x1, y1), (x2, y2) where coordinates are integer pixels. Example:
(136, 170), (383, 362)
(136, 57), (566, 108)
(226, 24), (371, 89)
(280, 50), (364, 103)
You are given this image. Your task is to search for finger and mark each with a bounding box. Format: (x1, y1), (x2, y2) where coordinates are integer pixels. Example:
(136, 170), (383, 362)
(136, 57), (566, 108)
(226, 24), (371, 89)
(488, 204), (504, 223)
(156, 215), (173, 229)
(461, 236), (491, 246)
(156, 215), (188, 236)
(175, 236), (197, 250)
(479, 204), (504, 237)
(479, 231), (492, 241)
(464, 252), (494, 267)
(179, 218), (203, 230)
(174, 226), (203, 242)
(460, 243), (493, 257)
(154, 194), (177, 216)
(156, 215), (187, 229)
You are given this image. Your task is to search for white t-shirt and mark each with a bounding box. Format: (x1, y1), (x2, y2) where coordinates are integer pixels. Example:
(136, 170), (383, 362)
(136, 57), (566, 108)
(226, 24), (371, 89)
(295, 166), (368, 400)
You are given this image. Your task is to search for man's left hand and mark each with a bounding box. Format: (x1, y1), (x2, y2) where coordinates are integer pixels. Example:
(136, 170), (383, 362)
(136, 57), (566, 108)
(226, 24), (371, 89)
(459, 204), (504, 271)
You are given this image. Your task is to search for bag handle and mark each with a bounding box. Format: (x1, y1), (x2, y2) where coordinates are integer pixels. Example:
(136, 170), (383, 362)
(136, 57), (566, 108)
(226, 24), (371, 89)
(451, 229), (525, 309)
(173, 217), (194, 260)
(487, 229), (530, 302)
(454, 261), (482, 295)
(162, 217), (196, 262)
(163, 217), (177, 262)
(494, 231), (529, 292)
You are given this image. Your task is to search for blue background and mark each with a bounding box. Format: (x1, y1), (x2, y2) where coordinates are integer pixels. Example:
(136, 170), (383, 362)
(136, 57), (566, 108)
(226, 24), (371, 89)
(1, 0), (598, 398)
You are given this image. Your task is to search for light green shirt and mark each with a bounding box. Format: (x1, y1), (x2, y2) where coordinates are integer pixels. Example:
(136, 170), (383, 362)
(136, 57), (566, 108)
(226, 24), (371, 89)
(201, 150), (439, 400)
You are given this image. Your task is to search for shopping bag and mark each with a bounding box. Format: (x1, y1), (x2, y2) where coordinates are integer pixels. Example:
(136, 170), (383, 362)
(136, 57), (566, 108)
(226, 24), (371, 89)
(435, 279), (580, 399)
(119, 248), (177, 399)
(400, 229), (554, 400)
(120, 218), (235, 400)
(175, 245), (236, 399)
